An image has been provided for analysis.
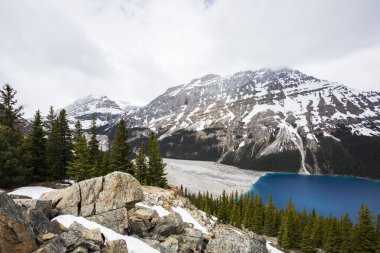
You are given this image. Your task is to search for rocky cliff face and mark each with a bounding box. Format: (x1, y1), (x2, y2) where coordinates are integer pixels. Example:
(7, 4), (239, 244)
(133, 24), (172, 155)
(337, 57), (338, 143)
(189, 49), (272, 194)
(120, 68), (380, 179)
(1, 172), (269, 253)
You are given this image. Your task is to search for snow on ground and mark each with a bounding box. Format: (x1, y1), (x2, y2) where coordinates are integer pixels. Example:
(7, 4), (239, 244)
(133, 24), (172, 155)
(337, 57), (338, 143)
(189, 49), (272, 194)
(8, 186), (55, 199)
(53, 215), (159, 253)
(164, 159), (266, 196)
(137, 203), (208, 233)
(136, 203), (171, 217)
(266, 241), (283, 253)
(172, 206), (208, 233)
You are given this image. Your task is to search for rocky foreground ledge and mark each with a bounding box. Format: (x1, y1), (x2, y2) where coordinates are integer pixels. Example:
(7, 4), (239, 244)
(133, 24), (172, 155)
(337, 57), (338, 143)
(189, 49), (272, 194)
(0, 172), (268, 253)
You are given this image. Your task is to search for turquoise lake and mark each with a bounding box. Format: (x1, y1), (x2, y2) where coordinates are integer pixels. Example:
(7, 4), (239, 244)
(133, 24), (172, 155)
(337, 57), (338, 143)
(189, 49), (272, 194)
(250, 173), (380, 220)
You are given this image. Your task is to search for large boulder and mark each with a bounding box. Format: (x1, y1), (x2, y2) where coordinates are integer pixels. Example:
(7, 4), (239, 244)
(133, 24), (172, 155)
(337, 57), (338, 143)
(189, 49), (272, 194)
(25, 208), (63, 237)
(206, 225), (268, 253)
(178, 227), (203, 252)
(14, 199), (52, 218)
(0, 192), (37, 253)
(153, 213), (185, 237)
(41, 172), (143, 233)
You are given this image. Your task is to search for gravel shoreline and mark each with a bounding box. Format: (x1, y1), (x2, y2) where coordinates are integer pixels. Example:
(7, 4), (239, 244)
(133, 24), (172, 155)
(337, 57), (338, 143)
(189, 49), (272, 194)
(164, 158), (266, 197)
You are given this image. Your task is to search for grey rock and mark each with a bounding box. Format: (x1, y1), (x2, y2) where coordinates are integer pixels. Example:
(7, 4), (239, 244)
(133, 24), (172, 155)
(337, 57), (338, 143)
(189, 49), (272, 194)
(142, 238), (161, 251)
(88, 208), (128, 234)
(206, 225), (267, 253)
(153, 213), (185, 237)
(32, 238), (66, 253)
(0, 192), (37, 253)
(26, 208), (63, 236)
(178, 228), (203, 252)
(102, 239), (129, 253)
(41, 184), (80, 216)
(41, 172), (143, 235)
(128, 216), (149, 237)
(72, 246), (88, 253)
(14, 199), (52, 218)
(59, 230), (85, 251)
(160, 236), (179, 253)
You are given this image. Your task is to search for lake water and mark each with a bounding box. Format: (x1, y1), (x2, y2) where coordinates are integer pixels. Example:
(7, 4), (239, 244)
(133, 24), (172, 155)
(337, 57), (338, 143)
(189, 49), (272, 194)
(250, 173), (380, 220)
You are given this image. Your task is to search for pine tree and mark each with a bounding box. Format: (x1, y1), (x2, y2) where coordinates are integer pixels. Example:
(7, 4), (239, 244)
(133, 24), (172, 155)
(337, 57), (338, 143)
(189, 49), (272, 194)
(0, 84), (24, 129)
(26, 110), (47, 181)
(353, 204), (377, 252)
(46, 118), (62, 179)
(301, 219), (316, 253)
(264, 195), (278, 237)
(339, 213), (353, 253)
(325, 217), (341, 253)
(58, 109), (73, 178)
(147, 132), (167, 188)
(217, 190), (229, 223)
(252, 194), (264, 234)
(280, 200), (301, 249)
(0, 84), (33, 187)
(310, 214), (323, 248)
(110, 119), (134, 175)
(100, 151), (111, 176)
(73, 120), (83, 143)
(135, 143), (148, 184)
(44, 106), (56, 134)
(67, 134), (91, 181)
(88, 116), (100, 177)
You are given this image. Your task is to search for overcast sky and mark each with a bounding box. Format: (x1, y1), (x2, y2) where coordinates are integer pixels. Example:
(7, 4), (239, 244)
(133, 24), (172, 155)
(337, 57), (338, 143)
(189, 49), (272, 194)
(1, 0), (380, 117)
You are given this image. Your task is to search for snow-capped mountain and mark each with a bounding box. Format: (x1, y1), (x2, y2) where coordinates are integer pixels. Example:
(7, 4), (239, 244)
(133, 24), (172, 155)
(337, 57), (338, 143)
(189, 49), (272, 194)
(65, 95), (140, 150)
(121, 68), (380, 179)
(65, 95), (124, 130)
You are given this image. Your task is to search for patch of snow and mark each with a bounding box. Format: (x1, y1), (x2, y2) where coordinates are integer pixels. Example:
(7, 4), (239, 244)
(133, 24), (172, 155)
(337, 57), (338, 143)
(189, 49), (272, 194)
(238, 141), (245, 148)
(136, 203), (171, 217)
(266, 241), (283, 253)
(172, 206), (208, 233)
(53, 215), (159, 253)
(8, 186), (55, 199)
(323, 131), (341, 142)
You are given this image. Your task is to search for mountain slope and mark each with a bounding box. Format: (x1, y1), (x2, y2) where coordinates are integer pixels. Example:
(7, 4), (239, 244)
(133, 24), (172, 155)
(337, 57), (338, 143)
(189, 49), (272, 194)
(122, 68), (380, 179)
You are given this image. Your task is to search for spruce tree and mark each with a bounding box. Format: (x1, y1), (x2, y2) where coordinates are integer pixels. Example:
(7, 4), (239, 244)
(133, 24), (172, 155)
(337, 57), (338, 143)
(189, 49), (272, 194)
(339, 213), (353, 253)
(147, 132), (167, 188)
(301, 219), (316, 253)
(110, 119), (134, 175)
(0, 84), (32, 187)
(88, 116), (100, 177)
(353, 204), (377, 252)
(26, 110), (47, 181)
(135, 143), (148, 184)
(252, 194), (264, 234)
(44, 106), (56, 134)
(310, 214), (323, 248)
(217, 190), (229, 223)
(264, 195), (278, 237)
(0, 84), (24, 129)
(58, 109), (73, 178)
(46, 118), (62, 179)
(325, 217), (341, 253)
(67, 134), (91, 181)
(100, 151), (111, 176)
(280, 200), (301, 249)
(73, 120), (83, 143)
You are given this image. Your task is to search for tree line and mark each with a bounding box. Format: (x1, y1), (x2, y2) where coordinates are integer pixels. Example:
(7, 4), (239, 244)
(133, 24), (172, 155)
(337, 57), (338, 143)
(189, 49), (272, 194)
(0, 84), (167, 188)
(181, 187), (380, 253)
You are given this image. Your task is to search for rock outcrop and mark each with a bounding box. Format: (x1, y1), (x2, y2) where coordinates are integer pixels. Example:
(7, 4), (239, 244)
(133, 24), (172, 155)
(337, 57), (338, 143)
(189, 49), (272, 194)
(206, 225), (268, 253)
(1, 172), (269, 253)
(0, 192), (37, 253)
(41, 171), (143, 233)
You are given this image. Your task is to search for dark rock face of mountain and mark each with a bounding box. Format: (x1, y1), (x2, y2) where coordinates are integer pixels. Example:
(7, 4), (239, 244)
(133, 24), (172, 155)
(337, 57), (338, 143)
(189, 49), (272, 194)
(121, 68), (380, 179)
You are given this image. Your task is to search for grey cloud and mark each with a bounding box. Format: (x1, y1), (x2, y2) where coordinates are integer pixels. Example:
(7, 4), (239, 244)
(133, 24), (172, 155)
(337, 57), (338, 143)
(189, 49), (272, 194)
(0, 0), (379, 117)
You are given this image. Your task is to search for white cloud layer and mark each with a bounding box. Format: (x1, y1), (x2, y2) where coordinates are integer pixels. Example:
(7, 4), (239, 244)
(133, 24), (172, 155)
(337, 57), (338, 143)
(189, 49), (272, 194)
(0, 0), (379, 116)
